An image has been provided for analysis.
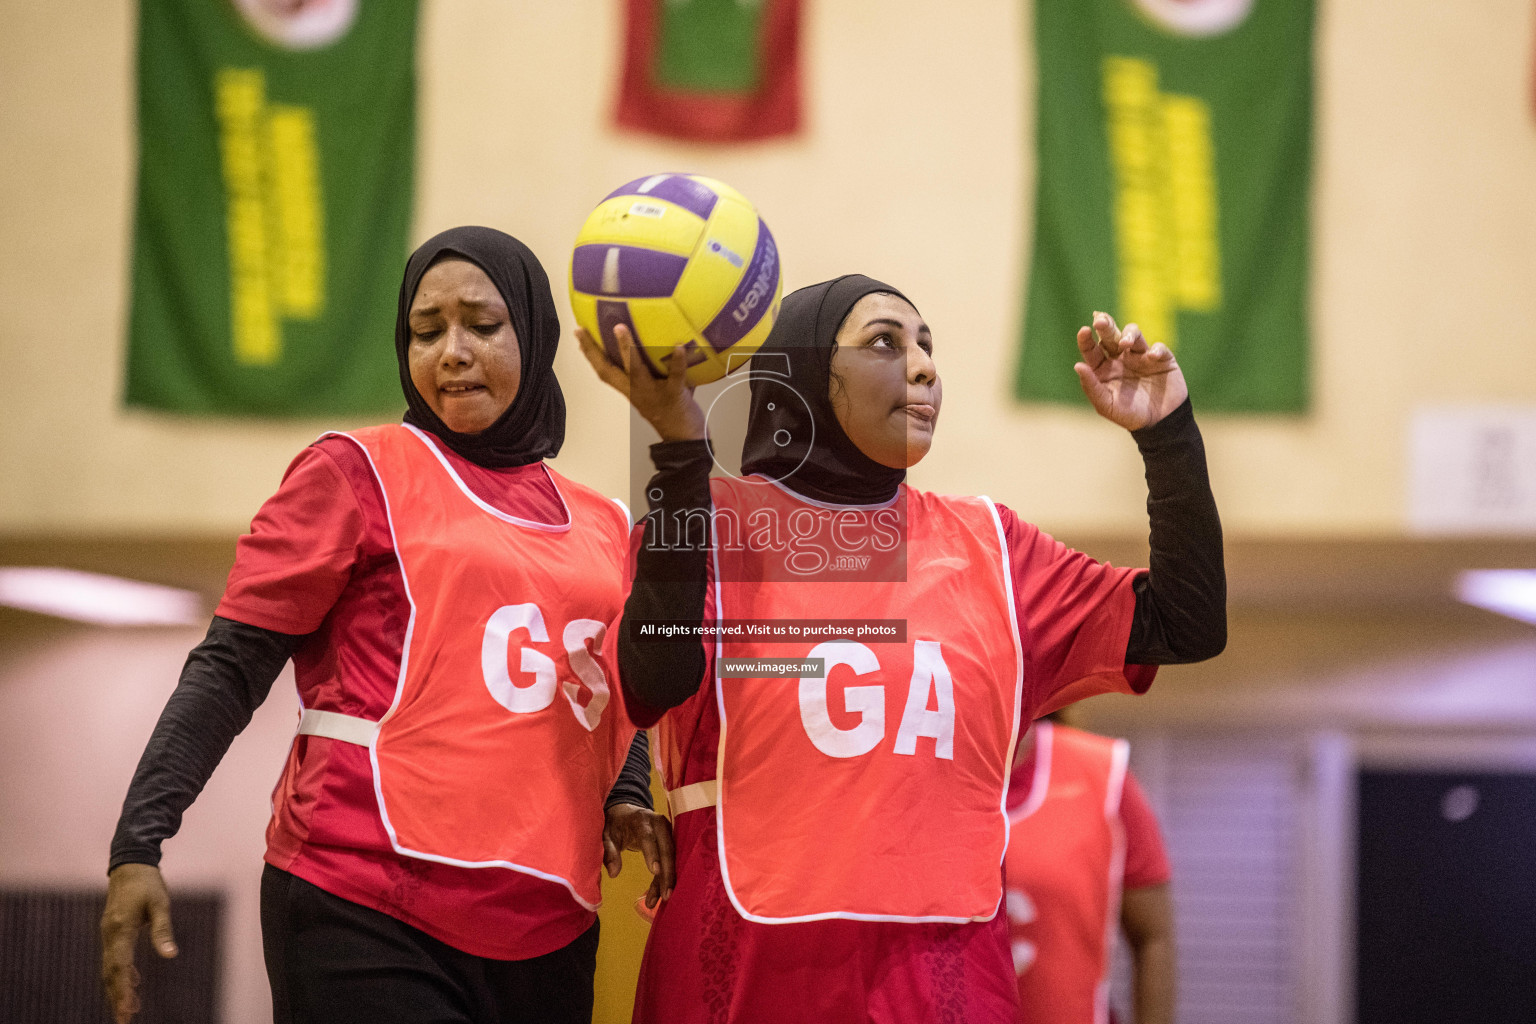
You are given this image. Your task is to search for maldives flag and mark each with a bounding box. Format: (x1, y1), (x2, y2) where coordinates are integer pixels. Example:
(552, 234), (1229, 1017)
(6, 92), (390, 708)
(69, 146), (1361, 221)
(616, 0), (802, 142)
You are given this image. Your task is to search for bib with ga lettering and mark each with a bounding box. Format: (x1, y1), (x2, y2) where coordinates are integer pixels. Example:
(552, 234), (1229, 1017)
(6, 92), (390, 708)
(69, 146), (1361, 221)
(336, 424), (634, 909)
(712, 476), (1023, 923)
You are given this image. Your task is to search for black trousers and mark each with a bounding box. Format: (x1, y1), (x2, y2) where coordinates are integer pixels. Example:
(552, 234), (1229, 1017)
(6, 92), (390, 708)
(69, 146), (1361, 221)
(260, 865), (600, 1024)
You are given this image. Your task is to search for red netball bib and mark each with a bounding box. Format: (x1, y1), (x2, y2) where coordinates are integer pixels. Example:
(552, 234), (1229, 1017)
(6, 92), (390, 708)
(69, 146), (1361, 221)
(1006, 723), (1130, 1023)
(712, 477), (1023, 923)
(339, 425), (634, 909)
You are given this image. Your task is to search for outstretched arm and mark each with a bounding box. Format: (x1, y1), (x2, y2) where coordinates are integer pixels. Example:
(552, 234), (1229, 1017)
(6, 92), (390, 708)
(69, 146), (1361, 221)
(103, 616), (299, 1024)
(108, 617), (299, 870)
(1076, 313), (1225, 665)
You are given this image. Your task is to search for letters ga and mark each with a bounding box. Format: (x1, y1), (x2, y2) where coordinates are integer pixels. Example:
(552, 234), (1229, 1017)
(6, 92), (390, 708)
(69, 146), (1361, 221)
(483, 609), (961, 761)
(798, 640), (956, 760)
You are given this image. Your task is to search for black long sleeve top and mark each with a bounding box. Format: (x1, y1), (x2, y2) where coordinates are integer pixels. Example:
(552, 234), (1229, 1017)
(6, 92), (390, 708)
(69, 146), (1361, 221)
(618, 398), (1225, 716)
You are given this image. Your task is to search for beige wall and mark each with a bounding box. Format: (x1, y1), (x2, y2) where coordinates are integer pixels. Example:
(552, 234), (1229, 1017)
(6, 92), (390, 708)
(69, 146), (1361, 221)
(6, 1), (1536, 537)
(0, 623), (289, 1024)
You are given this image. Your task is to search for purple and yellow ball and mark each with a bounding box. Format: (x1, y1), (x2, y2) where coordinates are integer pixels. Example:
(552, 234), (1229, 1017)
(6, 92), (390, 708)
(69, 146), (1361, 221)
(570, 174), (783, 387)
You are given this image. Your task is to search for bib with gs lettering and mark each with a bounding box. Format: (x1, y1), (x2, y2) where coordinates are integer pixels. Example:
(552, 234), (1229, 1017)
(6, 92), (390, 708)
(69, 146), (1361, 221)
(337, 425), (633, 909)
(712, 476), (1023, 923)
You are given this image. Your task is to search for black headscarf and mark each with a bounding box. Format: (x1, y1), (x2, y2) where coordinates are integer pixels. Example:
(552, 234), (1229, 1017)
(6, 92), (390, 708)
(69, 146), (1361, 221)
(739, 275), (914, 505)
(395, 226), (566, 467)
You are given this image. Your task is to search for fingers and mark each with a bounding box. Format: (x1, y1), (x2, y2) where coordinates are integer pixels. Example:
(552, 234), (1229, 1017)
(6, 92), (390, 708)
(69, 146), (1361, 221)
(1079, 312), (1125, 370)
(1075, 326), (1103, 369)
(101, 915), (142, 1024)
(1092, 311), (1122, 359)
(610, 324), (636, 375)
(1081, 314), (1167, 369)
(1074, 361), (1112, 413)
(625, 329), (665, 392)
(101, 932), (140, 1024)
(589, 325), (705, 440)
(606, 808), (677, 901)
(612, 806), (663, 885)
(665, 344), (691, 387)
(105, 960), (141, 1024)
(147, 892), (177, 959)
(602, 829), (622, 879)
(643, 874), (663, 910)
(637, 827), (662, 886)
(575, 328), (631, 395)
(1121, 323), (1148, 354)
(1073, 361), (1099, 391)
(652, 814), (677, 899)
(99, 865), (178, 1023)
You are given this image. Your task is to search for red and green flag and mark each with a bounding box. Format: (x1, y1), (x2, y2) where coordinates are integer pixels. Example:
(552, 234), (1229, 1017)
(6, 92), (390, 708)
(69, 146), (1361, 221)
(616, 0), (802, 142)
(1016, 0), (1315, 412)
(126, 0), (418, 416)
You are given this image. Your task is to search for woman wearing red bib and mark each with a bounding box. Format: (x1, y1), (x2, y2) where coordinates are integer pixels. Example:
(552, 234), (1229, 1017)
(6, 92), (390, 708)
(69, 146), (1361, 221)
(103, 228), (674, 1024)
(580, 275), (1224, 1023)
(1006, 714), (1174, 1024)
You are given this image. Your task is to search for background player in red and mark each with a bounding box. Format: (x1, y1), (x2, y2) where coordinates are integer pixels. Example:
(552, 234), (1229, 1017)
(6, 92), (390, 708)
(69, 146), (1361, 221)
(579, 274), (1224, 1023)
(101, 227), (674, 1024)
(1006, 710), (1174, 1024)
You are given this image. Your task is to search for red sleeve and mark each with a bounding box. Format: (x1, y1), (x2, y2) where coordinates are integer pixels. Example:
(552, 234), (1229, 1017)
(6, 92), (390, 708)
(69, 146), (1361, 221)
(997, 503), (1156, 716)
(215, 443), (367, 635)
(1120, 768), (1172, 889)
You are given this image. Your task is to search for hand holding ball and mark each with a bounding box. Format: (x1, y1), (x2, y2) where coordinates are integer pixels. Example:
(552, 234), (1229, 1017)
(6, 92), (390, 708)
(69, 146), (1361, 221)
(569, 174), (782, 387)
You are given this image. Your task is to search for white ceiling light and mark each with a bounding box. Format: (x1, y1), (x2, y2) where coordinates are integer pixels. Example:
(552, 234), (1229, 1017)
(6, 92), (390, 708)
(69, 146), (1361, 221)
(0, 567), (204, 627)
(1456, 569), (1536, 626)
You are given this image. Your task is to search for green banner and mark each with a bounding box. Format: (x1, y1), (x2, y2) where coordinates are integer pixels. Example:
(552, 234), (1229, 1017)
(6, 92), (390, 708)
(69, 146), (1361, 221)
(126, 0), (418, 416)
(1016, 0), (1314, 413)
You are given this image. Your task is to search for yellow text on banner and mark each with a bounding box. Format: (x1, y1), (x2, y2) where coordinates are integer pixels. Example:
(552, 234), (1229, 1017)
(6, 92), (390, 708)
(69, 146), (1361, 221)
(1101, 56), (1221, 351)
(215, 68), (326, 366)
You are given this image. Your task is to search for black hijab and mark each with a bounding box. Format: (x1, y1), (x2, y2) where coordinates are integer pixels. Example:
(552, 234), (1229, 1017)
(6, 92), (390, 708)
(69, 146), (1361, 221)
(739, 275), (914, 505)
(395, 226), (566, 467)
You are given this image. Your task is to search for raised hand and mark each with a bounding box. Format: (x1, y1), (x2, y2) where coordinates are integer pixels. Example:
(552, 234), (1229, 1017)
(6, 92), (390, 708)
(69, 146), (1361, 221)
(576, 325), (706, 443)
(100, 864), (178, 1024)
(1073, 312), (1188, 431)
(601, 802), (677, 911)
